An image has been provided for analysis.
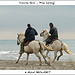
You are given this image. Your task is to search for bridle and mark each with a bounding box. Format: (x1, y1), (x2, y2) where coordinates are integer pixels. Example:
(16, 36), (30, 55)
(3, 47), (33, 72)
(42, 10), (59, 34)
(44, 32), (48, 36)
(41, 30), (48, 36)
(17, 35), (22, 44)
(42, 31), (49, 42)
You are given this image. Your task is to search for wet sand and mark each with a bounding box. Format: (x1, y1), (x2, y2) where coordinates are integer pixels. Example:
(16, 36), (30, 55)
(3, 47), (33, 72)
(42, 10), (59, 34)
(0, 60), (75, 70)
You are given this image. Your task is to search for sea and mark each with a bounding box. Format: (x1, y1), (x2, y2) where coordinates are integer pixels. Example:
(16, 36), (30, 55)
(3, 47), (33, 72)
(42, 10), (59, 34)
(0, 40), (75, 62)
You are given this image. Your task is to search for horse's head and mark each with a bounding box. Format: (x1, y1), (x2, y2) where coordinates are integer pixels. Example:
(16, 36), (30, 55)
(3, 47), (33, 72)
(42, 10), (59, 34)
(40, 29), (51, 41)
(17, 33), (25, 45)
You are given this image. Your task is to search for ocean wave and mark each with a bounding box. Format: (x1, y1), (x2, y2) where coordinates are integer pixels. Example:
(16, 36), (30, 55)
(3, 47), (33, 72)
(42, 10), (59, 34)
(0, 51), (10, 55)
(0, 51), (18, 55)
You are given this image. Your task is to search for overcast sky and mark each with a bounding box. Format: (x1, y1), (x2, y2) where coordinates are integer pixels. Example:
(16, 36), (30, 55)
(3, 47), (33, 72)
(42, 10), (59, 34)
(0, 0), (75, 1)
(0, 5), (75, 40)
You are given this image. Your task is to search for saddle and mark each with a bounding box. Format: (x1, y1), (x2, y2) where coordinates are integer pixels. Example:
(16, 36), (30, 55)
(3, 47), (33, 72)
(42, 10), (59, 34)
(24, 41), (31, 46)
(50, 37), (58, 44)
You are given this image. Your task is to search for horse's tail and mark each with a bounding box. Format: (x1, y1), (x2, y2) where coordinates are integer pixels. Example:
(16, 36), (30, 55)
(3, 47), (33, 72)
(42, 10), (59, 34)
(62, 42), (72, 55)
(39, 41), (53, 51)
(43, 45), (53, 51)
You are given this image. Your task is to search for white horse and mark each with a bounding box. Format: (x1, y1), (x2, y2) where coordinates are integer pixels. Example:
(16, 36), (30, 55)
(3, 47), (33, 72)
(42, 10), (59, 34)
(40, 29), (72, 62)
(16, 33), (53, 65)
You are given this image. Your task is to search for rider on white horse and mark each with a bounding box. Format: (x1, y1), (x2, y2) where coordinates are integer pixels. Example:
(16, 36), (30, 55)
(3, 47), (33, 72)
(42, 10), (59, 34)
(20, 24), (38, 54)
(46, 23), (58, 45)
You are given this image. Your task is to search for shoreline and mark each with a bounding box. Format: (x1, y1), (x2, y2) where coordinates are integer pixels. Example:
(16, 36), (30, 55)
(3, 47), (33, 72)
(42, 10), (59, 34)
(0, 60), (75, 70)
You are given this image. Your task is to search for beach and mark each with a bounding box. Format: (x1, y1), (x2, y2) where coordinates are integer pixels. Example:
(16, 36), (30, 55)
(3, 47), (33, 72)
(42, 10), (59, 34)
(0, 60), (75, 70)
(0, 40), (75, 70)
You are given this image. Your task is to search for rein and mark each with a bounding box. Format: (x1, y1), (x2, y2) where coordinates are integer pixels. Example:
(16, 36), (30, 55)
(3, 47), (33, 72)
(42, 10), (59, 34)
(17, 35), (24, 44)
(18, 38), (23, 44)
(43, 33), (50, 42)
(44, 38), (48, 42)
(44, 32), (48, 36)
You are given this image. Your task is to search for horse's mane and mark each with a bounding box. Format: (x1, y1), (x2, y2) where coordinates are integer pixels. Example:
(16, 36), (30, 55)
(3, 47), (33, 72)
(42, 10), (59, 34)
(43, 29), (51, 36)
(43, 29), (49, 32)
(17, 33), (25, 36)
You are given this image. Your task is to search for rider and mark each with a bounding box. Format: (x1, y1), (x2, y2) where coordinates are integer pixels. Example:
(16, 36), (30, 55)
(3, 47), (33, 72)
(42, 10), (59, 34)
(24, 24), (38, 43)
(20, 24), (38, 54)
(46, 23), (58, 45)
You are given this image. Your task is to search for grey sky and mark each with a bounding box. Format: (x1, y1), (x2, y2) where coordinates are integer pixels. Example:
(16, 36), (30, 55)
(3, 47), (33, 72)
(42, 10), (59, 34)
(0, 5), (75, 40)
(0, 0), (75, 1)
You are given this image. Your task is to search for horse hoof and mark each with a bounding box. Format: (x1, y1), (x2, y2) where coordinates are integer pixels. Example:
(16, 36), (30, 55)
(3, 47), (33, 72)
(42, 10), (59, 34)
(39, 64), (42, 66)
(16, 62), (18, 63)
(47, 63), (51, 66)
(57, 58), (59, 61)
(57, 59), (59, 61)
(45, 61), (49, 64)
(45, 56), (47, 58)
(48, 60), (51, 63)
(25, 63), (28, 65)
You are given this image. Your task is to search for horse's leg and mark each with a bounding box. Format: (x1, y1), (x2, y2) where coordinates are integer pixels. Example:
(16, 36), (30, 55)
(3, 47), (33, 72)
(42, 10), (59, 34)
(16, 53), (22, 63)
(26, 53), (29, 65)
(57, 50), (63, 61)
(35, 53), (42, 66)
(52, 50), (58, 63)
(40, 50), (50, 65)
(46, 51), (51, 63)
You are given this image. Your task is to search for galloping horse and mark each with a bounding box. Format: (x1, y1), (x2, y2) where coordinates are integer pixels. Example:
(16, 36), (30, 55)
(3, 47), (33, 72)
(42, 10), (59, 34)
(16, 33), (53, 65)
(40, 29), (72, 62)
